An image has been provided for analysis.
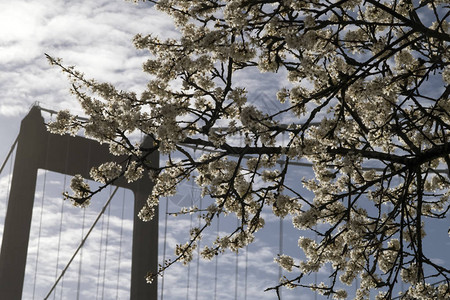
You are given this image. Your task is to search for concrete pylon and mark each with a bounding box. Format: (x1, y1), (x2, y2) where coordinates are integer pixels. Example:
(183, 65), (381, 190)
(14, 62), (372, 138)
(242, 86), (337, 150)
(0, 106), (158, 299)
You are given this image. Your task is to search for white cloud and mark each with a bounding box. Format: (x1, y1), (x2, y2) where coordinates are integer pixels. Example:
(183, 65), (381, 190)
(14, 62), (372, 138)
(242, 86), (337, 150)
(0, 0), (176, 118)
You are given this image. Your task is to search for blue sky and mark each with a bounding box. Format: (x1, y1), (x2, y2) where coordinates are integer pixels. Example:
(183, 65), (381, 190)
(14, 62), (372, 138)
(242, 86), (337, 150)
(0, 1), (449, 299)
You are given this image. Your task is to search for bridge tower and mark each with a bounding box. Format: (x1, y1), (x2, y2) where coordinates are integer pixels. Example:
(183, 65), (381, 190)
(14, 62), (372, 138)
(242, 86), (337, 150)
(0, 106), (158, 299)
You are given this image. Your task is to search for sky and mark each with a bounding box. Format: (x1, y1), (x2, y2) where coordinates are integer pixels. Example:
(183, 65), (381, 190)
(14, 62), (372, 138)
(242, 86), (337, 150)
(0, 1), (449, 300)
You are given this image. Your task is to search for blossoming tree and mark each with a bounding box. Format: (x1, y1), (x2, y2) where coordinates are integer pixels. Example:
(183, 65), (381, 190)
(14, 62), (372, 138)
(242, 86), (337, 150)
(47, 0), (449, 299)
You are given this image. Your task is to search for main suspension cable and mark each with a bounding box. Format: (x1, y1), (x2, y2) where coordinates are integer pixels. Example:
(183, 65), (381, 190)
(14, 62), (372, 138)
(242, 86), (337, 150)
(43, 185), (119, 300)
(0, 135), (18, 176)
(3, 136), (16, 212)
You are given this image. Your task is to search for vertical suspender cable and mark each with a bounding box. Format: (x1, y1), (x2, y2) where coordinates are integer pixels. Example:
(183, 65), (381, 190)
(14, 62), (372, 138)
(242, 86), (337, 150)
(32, 127), (51, 300)
(187, 149), (197, 300)
(96, 203), (105, 300)
(55, 175), (67, 300)
(234, 219), (239, 300)
(115, 188), (126, 300)
(55, 137), (70, 300)
(194, 149), (201, 300)
(348, 177), (357, 298)
(244, 245), (248, 300)
(314, 225), (318, 300)
(32, 169), (47, 300)
(77, 142), (91, 300)
(76, 209), (86, 300)
(278, 218), (283, 275)
(235, 132), (244, 300)
(101, 188), (112, 299)
(186, 198), (192, 300)
(278, 132), (285, 299)
(160, 197), (169, 300)
(195, 195), (202, 300)
(214, 215), (219, 300)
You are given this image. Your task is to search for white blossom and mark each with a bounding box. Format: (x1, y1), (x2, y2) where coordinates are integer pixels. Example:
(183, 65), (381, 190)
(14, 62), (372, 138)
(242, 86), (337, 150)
(90, 162), (122, 184)
(124, 161), (144, 183)
(48, 0), (450, 297)
(275, 254), (295, 272)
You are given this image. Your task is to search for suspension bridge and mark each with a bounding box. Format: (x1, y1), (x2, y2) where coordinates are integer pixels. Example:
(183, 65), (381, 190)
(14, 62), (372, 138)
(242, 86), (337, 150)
(1, 105), (447, 299)
(0, 105), (294, 300)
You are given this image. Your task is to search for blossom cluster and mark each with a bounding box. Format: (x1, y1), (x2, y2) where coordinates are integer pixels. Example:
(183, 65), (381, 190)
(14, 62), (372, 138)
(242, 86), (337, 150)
(65, 175), (91, 207)
(48, 0), (450, 298)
